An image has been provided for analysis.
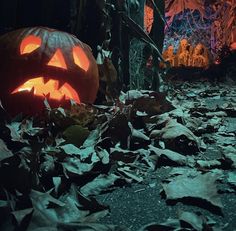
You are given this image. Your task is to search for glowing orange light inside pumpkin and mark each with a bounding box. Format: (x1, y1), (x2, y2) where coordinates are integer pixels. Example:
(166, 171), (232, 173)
(11, 77), (80, 103)
(73, 46), (89, 71)
(47, 49), (68, 69)
(144, 3), (154, 34)
(20, 35), (42, 54)
(230, 42), (236, 51)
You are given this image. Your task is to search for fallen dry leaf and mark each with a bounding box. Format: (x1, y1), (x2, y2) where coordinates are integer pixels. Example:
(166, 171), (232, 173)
(162, 172), (223, 212)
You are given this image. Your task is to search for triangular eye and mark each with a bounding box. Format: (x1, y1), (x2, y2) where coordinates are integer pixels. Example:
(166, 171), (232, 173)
(20, 35), (42, 54)
(47, 49), (67, 69)
(73, 46), (89, 71)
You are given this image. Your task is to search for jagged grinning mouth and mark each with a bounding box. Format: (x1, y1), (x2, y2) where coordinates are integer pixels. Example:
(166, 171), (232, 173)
(11, 77), (80, 103)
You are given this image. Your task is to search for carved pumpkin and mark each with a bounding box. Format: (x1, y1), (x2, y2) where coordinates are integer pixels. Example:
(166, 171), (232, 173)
(0, 27), (99, 115)
(162, 45), (176, 67)
(177, 39), (192, 67)
(191, 43), (209, 68)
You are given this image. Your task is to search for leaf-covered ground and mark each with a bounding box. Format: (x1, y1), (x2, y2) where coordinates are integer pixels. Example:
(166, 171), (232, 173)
(0, 79), (236, 231)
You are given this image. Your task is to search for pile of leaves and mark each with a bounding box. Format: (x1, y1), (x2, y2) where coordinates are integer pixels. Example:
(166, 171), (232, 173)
(0, 91), (171, 231)
(0, 84), (235, 230)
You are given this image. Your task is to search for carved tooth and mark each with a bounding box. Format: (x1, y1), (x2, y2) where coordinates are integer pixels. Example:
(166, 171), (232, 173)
(61, 94), (66, 101)
(58, 81), (65, 90)
(43, 77), (51, 84)
(30, 87), (35, 95)
(45, 92), (51, 99)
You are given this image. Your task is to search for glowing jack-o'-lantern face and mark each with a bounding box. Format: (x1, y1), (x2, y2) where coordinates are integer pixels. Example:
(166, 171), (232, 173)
(193, 44), (203, 56)
(180, 39), (189, 51)
(0, 27), (99, 115)
(166, 45), (174, 56)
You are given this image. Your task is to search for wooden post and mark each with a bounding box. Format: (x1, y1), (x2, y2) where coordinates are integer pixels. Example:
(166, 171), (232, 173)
(150, 0), (165, 91)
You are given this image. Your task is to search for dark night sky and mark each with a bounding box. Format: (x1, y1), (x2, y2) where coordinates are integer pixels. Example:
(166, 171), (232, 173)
(0, 0), (102, 54)
(0, 0), (71, 34)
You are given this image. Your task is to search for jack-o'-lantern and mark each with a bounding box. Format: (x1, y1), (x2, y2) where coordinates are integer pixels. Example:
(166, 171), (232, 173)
(162, 45), (176, 67)
(177, 39), (192, 66)
(0, 27), (99, 115)
(191, 43), (209, 68)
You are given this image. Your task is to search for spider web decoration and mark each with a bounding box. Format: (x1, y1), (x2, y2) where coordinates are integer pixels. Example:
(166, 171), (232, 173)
(163, 9), (211, 55)
(129, 39), (146, 89)
(165, 0), (205, 26)
(210, 0), (236, 58)
(164, 0), (236, 60)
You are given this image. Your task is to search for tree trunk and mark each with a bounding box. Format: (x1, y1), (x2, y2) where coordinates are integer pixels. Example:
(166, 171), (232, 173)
(151, 0), (165, 53)
(150, 0), (165, 91)
(110, 0), (130, 88)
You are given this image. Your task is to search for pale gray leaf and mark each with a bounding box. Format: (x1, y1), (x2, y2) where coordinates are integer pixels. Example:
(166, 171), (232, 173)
(80, 174), (120, 196)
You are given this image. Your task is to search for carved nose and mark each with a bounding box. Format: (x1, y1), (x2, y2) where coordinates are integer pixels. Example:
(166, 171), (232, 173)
(47, 49), (67, 70)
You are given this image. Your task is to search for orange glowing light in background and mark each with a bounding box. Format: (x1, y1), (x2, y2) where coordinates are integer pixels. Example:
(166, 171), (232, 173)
(11, 77), (80, 103)
(20, 35), (42, 54)
(47, 49), (68, 69)
(73, 46), (90, 71)
(144, 2), (154, 34)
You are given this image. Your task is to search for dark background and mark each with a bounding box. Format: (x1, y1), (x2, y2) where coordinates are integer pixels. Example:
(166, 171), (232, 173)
(0, 0), (104, 54)
(0, 0), (71, 33)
